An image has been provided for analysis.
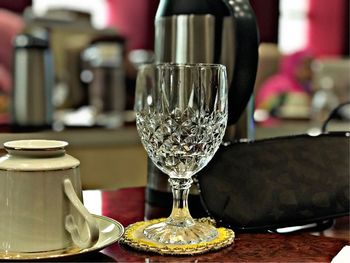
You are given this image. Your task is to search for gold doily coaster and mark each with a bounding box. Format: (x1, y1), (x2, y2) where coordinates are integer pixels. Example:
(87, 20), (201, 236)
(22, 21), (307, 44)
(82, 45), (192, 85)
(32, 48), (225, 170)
(119, 218), (235, 256)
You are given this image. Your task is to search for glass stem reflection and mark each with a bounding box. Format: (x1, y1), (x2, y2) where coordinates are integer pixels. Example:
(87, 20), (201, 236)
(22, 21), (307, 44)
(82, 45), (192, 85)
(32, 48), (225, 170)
(167, 178), (195, 227)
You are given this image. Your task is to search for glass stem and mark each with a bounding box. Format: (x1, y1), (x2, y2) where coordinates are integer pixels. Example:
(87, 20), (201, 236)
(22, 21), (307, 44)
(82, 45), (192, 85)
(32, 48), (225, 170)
(167, 177), (195, 227)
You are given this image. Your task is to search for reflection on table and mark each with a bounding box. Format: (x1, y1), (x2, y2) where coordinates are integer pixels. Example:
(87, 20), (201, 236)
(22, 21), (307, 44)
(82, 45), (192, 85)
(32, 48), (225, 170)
(82, 187), (349, 262)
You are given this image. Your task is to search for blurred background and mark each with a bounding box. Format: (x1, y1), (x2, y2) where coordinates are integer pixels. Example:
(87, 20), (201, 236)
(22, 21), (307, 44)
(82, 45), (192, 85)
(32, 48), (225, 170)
(0, 0), (349, 189)
(0, 0), (349, 127)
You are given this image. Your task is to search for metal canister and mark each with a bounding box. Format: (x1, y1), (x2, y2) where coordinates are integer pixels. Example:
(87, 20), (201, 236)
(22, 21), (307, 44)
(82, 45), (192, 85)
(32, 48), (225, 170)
(81, 37), (126, 128)
(11, 33), (54, 130)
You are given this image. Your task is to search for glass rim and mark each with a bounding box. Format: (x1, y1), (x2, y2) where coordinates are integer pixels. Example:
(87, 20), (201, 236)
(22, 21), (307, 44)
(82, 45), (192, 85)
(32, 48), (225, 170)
(139, 63), (226, 70)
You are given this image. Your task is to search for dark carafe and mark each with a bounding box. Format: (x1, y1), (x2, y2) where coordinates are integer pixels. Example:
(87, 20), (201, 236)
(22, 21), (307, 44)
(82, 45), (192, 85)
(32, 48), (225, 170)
(145, 0), (259, 219)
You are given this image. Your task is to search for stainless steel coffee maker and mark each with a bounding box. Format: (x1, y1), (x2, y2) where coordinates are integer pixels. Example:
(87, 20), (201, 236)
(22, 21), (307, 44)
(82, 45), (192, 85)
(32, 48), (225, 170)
(81, 37), (126, 128)
(145, 0), (259, 219)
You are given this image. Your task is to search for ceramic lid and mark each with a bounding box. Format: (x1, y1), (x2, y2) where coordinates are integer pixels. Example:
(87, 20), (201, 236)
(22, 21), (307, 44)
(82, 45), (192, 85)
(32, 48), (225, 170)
(4, 140), (68, 155)
(4, 139), (68, 150)
(0, 140), (80, 171)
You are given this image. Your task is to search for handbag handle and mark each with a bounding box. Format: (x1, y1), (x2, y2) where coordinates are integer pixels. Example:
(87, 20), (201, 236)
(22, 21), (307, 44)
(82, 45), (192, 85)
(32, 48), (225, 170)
(321, 101), (350, 133)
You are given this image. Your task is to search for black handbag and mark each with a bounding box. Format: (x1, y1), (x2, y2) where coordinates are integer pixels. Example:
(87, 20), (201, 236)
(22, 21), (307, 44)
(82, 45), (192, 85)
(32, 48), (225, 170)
(197, 132), (350, 232)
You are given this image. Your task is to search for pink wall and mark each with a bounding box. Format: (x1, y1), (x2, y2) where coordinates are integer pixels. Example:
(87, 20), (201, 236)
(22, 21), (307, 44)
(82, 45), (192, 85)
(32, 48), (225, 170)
(251, 0), (279, 43)
(106, 0), (159, 51)
(307, 0), (348, 57)
(106, 0), (349, 57)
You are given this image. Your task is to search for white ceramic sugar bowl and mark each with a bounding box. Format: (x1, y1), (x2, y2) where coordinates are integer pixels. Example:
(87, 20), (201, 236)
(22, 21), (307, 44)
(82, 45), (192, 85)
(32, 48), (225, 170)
(0, 139), (99, 253)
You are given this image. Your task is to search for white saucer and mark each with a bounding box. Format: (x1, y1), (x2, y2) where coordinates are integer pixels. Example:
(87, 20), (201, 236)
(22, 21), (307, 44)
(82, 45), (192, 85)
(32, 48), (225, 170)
(0, 215), (124, 261)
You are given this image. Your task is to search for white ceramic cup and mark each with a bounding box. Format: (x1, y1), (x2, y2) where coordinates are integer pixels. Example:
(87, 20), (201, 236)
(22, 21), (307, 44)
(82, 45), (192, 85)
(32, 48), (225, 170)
(0, 140), (99, 253)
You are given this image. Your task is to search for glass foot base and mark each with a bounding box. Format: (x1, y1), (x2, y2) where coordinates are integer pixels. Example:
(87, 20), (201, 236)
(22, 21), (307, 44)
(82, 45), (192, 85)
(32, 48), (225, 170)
(143, 219), (218, 245)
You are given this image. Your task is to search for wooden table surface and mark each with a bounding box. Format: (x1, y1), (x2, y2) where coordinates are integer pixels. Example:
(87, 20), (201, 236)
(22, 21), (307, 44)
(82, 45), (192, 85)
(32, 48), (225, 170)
(80, 187), (349, 262)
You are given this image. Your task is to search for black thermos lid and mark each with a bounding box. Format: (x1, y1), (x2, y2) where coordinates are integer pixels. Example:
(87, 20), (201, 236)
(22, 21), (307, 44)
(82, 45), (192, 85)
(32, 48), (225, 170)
(14, 33), (49, 49)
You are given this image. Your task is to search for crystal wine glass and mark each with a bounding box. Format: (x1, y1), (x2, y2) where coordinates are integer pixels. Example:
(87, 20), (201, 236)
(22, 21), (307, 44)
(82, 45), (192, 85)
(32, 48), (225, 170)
(135, 63), (228, 245)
